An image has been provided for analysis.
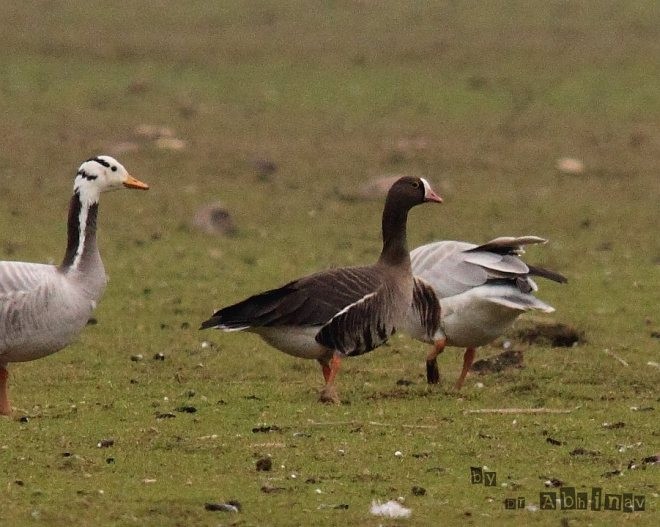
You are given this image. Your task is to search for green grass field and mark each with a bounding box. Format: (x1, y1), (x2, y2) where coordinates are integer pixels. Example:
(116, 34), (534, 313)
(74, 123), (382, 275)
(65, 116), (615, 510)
(0, 2), (658, 525)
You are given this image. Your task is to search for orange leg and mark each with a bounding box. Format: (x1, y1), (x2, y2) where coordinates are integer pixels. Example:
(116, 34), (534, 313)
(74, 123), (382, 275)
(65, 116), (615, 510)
(426, 338), (446, 384)
(0, 366), (11, 416)
(318, 354), (342, 404)
(455, 347), (476, 390)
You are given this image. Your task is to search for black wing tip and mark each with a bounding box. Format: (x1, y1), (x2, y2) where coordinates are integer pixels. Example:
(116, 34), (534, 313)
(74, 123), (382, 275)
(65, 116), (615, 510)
(528, 265), (569, 284)
(199, 308), (225, 330)
(200, 315), (252, 331)
(199, 318), (217, 330)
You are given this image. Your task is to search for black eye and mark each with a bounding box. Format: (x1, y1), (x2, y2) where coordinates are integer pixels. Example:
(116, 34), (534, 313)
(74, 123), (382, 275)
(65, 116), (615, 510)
(111, 166), (117, 172)
(412, 181), (420, 189)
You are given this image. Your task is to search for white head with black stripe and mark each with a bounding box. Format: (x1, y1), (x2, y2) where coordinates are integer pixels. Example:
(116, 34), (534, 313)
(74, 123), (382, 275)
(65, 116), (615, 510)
(74, 155), (149, 204)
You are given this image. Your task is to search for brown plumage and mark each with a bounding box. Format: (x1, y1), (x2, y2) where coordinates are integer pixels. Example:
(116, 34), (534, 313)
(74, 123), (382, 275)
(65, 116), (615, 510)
(201, 176), (442, 402)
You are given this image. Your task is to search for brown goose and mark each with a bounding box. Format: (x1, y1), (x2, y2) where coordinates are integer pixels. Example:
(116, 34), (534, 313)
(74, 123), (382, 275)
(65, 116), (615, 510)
(404, 236), (567, 389)
(0, 156), (148, 415)
(201, 176), (442, 402)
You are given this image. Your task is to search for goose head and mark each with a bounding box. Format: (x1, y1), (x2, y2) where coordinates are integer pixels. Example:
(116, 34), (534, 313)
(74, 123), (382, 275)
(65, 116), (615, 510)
(378, 176), (442, 266)
(74, 156), (149, 203)
(385, 176), (443, 211)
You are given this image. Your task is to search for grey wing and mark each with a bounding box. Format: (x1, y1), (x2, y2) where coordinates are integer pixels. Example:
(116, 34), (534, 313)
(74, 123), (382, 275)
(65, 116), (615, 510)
(0, 262), (60, 353)
(411, 241), (488, 297)
(410, 237), (549, 299)
(315, 287), (395, 356)
(463, 236), (549, 276)
(466, 236), (547, 255)
(0, 261), (57, 296)
(462, 252), (529, 276)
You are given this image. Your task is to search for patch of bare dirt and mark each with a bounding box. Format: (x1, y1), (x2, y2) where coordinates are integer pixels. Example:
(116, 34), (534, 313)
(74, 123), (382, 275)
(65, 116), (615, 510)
(192, 203), (237, 236)
(510, 320), (585, 347)
(471, 350), (523, 374)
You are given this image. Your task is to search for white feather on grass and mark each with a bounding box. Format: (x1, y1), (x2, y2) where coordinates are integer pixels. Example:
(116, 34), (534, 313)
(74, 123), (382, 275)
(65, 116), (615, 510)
(370, 500), (411, 518)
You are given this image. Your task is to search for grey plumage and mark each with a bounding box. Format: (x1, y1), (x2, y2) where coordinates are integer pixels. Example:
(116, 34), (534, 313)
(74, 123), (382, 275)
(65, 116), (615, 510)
(404, 236), (566, 388)
(0, 156), (148, 415)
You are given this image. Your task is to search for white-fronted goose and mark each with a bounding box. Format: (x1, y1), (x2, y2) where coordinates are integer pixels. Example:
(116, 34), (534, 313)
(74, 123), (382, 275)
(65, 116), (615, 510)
(0, 156), (148, 415)
(201, 176), (442, 402)
(404, 236), (566, 389)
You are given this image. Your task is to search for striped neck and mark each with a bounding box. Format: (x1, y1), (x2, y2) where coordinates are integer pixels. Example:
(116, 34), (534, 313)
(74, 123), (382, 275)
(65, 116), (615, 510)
(59, 191), (100, 272)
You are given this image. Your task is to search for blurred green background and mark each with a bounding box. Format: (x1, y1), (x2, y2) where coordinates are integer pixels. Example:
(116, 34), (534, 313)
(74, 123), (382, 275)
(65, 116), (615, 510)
(0, 2), (658, 526)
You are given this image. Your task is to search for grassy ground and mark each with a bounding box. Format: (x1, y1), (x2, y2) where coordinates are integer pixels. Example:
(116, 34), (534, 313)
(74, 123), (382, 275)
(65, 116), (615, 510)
(0, 1), (658, 525)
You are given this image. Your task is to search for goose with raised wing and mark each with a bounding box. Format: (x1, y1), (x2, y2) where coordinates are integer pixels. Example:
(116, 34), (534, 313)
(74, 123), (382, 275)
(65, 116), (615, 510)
(405, 236), (566, 389)
(201, 176), (442, 403)
(0, 156), (149, 415)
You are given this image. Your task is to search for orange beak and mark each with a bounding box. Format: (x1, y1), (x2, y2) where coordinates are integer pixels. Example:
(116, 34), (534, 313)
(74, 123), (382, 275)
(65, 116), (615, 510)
(123, 174), (149, 190)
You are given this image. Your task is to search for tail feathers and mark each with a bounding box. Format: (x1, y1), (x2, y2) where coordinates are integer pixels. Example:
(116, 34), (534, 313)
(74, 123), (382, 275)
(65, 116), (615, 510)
(528, 265), (568, 284)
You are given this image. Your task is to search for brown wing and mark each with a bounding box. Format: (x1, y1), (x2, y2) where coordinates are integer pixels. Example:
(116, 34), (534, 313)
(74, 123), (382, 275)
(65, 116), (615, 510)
(409, 276), (442, 341)
(200, 266), (384, 330)
(315, 286), (397, 356)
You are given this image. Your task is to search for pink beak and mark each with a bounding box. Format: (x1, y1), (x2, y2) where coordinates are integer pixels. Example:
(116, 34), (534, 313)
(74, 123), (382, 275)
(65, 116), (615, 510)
(421, 178), (443, 203)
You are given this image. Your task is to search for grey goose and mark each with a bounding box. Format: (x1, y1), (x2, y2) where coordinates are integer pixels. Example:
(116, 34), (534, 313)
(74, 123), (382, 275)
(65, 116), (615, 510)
(201, 176), (443, 402)
(0, 156), (148, 415)
(404, 236), (566, 389)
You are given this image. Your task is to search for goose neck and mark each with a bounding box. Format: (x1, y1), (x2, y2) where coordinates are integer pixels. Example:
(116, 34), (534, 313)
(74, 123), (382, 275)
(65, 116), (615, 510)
(379, 201), (411, 267)
(59, 191), (101, 273)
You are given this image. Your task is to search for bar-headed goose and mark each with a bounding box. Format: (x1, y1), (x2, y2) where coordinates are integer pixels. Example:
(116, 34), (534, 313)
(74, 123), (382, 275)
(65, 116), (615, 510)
(405, 236), (566, 389)
(0, 156), (148, 415)
(201, 176), (442, 403)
